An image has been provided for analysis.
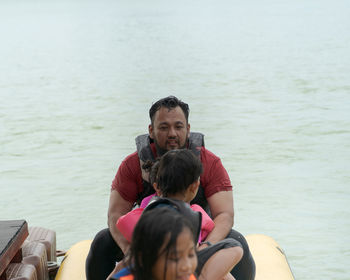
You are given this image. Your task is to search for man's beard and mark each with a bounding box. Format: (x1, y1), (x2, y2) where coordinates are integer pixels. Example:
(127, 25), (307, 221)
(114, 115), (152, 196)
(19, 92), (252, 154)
(154, 136), (189, 156)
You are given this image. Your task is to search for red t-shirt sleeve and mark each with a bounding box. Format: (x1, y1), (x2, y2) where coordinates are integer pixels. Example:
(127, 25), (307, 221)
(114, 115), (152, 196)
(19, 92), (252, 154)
(200, 147), (233, 198)
(111, 152), (143, 203)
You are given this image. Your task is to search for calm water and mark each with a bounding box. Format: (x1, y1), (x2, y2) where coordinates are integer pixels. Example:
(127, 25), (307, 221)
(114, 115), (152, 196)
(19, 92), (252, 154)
(1, 0), (350, 278)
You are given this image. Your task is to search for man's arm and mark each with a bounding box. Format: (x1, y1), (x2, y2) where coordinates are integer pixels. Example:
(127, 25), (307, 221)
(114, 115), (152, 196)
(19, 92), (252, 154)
(198, 148), (234, 248)
(199, 190), (234, 248)
(107, 189), (134, 254)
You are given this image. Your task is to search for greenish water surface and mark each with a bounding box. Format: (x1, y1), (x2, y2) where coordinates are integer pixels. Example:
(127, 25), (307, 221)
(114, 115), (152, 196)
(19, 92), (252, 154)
(1, 0), (349, 279)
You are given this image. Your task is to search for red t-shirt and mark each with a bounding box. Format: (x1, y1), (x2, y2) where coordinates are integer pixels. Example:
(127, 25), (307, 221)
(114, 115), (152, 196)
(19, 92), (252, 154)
(111, 146), (232, 203)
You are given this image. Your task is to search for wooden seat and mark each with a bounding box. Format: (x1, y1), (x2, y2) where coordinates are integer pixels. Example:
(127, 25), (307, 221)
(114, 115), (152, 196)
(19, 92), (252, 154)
(22, 241), (49, 280)
(6, 263), (37, 280)
(27, 228), (56, 262)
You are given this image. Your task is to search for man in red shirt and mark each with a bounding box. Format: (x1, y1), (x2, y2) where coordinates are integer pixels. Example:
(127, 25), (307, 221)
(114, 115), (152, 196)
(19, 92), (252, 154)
(86, 96), (255, 280)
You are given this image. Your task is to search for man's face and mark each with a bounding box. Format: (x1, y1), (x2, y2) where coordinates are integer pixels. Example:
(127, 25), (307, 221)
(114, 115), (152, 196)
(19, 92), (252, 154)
(149, 106), (190, 151)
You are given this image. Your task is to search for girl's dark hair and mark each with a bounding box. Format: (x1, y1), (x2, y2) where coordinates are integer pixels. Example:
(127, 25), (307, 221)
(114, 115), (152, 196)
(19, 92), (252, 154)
(142, 159), (160, 186)
(149, 96), (190, 125)
(128, 207), (197, 280)
(156, 149), (202, 197)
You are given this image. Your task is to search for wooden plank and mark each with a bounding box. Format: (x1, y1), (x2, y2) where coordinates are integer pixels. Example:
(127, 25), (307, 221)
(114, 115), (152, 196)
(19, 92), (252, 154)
(0, 220), (29, 278)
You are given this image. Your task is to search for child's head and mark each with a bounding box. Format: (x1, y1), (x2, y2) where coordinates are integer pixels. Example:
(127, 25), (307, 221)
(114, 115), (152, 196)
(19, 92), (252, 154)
(129, 207), (198, 280)
(154, 149), (202, 201)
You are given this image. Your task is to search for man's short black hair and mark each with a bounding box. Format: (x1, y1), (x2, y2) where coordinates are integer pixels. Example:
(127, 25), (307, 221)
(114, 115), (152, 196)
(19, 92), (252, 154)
(149, 96), (190, 125)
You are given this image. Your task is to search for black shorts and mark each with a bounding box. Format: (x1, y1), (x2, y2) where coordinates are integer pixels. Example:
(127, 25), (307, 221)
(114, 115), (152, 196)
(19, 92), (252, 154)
(196, 238), (242, 275)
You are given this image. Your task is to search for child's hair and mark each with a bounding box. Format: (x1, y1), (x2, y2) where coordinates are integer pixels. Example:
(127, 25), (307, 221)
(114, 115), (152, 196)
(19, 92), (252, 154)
(149, 160), (160, 185)
(128, 207), (198, 280)
(155, 149), (202, 196)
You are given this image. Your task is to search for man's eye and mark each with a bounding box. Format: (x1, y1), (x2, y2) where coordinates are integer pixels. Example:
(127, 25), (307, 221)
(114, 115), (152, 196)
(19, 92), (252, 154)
(159, 126), (168, 130)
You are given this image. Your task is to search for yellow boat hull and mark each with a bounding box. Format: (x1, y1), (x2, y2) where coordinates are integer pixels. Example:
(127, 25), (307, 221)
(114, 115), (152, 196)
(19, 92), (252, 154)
(55, 240), (92, 280)
(246, 234), (294, 280)
(55, 235), (294, 280)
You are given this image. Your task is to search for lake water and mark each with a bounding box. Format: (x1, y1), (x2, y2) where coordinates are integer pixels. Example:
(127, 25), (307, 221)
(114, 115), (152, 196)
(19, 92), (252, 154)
(1, 0), (349, 279)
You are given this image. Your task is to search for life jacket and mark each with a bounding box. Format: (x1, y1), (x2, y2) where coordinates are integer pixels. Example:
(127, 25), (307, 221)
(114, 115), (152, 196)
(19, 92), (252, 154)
(141, 195), (214, 240)
(109, 267), (133, 280)
(190, 204), (215, 242)
(113, 274), (133, 280)
(144, 198), (202, 244)
(112, 272), (197, 280)
(117, 196), (214, 243)
(135, 133), (209, 213)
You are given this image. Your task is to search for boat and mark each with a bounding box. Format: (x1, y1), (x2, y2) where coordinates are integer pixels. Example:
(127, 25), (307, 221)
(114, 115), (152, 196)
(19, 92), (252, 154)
(55, 240), (91, 280)
(245, 234), (294, 280)
(1, 221), (294, 280)
(55, 234), (294, 280)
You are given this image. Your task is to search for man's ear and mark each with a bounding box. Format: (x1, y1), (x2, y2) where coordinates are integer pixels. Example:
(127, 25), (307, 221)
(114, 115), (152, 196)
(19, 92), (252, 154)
(187, 123), (191, 138)
(148, 124), (154, 139)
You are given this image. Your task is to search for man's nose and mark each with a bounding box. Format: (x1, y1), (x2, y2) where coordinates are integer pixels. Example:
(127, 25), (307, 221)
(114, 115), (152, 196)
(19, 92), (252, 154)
(168, 126), (176, 137)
